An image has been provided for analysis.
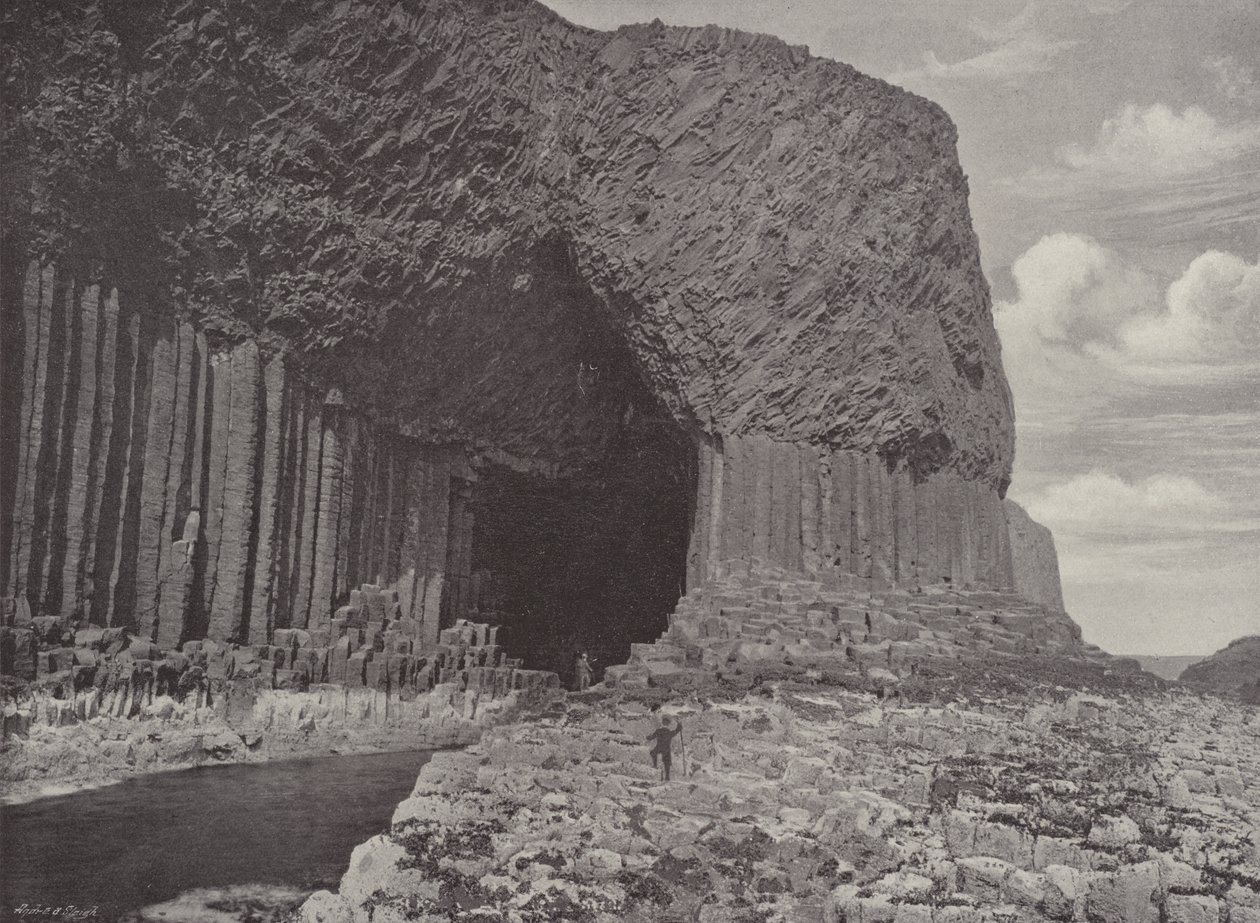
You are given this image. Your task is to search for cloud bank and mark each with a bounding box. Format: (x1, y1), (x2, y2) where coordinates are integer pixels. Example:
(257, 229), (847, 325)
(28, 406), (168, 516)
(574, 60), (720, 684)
(1024, 470), (1230, 538)
(998, 235), (1260, 653)
(1056, 104), (1260, 178)
(1094, 250), (1260, 373)
(894, 34), (1077, 83)
(1005, 104), (1260, 252)
(891, 4), (1078, 85)
(995, 235), (1260, 394)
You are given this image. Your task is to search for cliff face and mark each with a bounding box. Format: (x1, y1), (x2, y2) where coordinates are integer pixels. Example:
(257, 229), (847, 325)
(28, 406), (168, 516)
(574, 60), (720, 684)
(2, 0), (1030, 670)
(1180, 636), (1260, 704)
(0, 261), (1019, 665)
(2, 0), (1012, 479)
(1004, 500), (1066, 612)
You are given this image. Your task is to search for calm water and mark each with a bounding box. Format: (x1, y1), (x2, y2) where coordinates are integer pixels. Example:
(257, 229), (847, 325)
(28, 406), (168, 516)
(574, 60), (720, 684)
(0, 749), (437, 923)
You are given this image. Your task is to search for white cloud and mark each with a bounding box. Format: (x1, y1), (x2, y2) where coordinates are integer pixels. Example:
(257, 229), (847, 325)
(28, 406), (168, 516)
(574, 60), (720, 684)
(1016, 469), (1260, 655)
(892, 33), (1076, 84)
(1023, 470), (1229, 538)
(998, 233), (1156, 344)
(1005, 104), (1260, 236)
(1056, 103), (1260, 178)
(1093, 250), (1260, 370)
(1001, 237), (1260, 655)
(995, 235), (1260, 392)
(994, 234), (1146, 417)
(1205, 56), (1259, 104)
(891, 4), (1077, 85)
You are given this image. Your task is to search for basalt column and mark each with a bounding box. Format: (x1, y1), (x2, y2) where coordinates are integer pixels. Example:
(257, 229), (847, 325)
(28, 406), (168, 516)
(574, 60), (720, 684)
(7, 0), (1069, 659)
(0, 263), (485, 651)
(685, 435), (1016, 592)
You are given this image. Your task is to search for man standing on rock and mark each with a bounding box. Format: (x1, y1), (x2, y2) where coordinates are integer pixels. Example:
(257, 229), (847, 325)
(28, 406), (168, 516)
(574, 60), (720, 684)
(647, 715), (684, 781)
(574, 652), (593, 691)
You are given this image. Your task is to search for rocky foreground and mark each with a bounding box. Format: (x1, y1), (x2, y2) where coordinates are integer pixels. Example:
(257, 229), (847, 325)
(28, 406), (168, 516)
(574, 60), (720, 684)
(298, 572), (1260, 923)
(299, 675), (1259, 923)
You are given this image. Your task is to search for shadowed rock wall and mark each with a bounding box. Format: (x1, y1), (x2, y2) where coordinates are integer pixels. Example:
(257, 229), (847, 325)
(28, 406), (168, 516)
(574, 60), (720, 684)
(2, 263), (475, 646)
(1, 262), (1023, 650)
(3, 0), (1013, 482)
(2, 0), (1049, 665)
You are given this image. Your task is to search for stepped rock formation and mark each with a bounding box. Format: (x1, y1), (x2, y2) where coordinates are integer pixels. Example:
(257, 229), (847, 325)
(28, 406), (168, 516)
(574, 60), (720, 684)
(3, 0), (1066, 686)
(1180, 636), (1260, 704)
(0, 616), (558, 803)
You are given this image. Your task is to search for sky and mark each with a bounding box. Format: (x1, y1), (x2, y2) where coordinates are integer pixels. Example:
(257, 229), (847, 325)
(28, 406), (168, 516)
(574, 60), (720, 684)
(545, 0), (1260, 655)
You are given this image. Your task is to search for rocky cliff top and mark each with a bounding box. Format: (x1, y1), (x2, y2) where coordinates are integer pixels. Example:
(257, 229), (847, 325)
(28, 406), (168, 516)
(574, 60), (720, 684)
(1180, 636), (1260, 704)
(3, 0), (1013, 483)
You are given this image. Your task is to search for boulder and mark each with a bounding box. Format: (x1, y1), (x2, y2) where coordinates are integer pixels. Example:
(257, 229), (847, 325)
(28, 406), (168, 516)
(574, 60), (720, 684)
(299, 890), (354, 923)
(1087, 815), (1142, 849)
(1084, 861), (1160, 923)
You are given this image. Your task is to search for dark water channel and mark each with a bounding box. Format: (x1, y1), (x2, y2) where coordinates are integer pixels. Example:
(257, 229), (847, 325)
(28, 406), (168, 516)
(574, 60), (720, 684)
(0, 749), (437, 923)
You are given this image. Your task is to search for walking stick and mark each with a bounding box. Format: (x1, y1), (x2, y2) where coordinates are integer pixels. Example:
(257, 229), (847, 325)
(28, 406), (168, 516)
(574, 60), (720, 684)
(678, 724), (688, 778)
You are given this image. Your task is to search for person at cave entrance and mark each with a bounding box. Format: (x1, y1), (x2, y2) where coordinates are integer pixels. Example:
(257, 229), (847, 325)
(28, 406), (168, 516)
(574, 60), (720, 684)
(647, 715), (684, 781)
(575, 652), (593, 691)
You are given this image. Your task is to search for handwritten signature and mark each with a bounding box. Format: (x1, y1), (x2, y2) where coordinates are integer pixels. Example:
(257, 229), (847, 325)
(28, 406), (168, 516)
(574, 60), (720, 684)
(11, 905), (100, 920)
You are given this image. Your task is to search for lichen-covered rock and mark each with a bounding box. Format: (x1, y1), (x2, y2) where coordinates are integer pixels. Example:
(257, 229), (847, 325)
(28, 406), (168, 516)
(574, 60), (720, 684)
(300, 656), (1260, 923)
(1086, 814), (1142, 850)
(1179, 636), (1260, 703)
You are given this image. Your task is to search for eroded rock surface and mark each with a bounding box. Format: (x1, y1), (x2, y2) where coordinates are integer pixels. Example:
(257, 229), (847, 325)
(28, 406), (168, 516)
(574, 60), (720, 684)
(2, 0), (1012, 480)
(0, 611), (559, 799)
(3, 0), (1038, 690)
(1181, 637), (1260, 705)
(295, 566), (1259, 922)
(299, 658), (1260, 923)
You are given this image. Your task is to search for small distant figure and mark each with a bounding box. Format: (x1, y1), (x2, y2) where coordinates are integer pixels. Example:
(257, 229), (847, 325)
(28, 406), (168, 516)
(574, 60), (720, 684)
(647, 715), (684, 781)
(577, 360), (600, 396)
(181, 508), (201, 544)
(574, 652), (593, 691)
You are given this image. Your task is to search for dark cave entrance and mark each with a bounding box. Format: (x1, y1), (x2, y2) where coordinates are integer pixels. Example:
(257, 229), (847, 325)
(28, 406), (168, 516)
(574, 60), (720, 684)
(369, 231), (699, 682)
(453, 236), (696, 683)
(469, 413), (695, 685)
